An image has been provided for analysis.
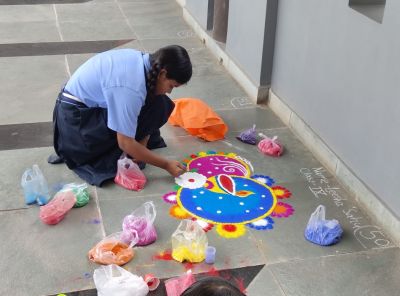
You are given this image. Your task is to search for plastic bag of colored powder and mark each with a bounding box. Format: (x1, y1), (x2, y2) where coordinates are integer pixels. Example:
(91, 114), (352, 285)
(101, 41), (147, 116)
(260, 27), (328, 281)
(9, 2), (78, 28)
(304, 205), (343, 246)
(114, 156), (147, 191)
(121, 201), (157, 246)
(88, 231), (138, 266)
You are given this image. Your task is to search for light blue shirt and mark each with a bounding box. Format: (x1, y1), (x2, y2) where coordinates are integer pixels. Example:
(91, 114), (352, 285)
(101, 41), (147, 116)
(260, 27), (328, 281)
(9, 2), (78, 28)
(65, 49), (150, 138)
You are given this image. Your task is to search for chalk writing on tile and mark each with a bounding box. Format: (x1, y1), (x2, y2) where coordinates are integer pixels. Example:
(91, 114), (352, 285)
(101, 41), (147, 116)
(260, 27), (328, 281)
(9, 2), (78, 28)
(230, 97), (253, 109)
(342, 207), (391, 248)
(177, 30), (195, 38)
(300, 167), (393, 249)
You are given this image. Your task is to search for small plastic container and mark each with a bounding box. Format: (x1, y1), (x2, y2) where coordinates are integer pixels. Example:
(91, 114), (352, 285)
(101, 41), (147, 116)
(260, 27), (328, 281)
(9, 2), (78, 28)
(144, 274), (160, 291)
(205, 246), (216, 264)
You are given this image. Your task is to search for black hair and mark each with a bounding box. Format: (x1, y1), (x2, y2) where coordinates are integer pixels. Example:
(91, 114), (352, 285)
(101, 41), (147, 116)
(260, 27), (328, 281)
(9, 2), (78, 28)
(147, 45), (192, 96)
(180, 277), (246, 296)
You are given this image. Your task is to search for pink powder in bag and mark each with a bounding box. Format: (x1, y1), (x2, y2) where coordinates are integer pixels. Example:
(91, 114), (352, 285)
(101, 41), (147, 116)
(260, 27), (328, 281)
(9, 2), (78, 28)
(121, 202), (157, 246)
(258, 134), (283, 157)
(122, 216), (157, 246)
(114, 157), (147, 191)
(39, 191), (76, 225)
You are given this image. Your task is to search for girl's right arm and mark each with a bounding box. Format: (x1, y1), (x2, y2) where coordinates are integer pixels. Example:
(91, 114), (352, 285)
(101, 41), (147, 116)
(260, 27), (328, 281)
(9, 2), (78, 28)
(116, 132), (185, 177)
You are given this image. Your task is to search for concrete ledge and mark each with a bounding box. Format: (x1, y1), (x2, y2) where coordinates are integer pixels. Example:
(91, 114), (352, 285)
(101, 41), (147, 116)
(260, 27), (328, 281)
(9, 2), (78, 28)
(176, 0), (186, 8)
(269, 90), (400, 246)
(182, 7), (261, 104)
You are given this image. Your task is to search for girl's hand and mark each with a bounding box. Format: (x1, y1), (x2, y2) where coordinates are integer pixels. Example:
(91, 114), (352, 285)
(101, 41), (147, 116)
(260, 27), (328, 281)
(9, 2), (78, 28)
(165, 160), (186, 177)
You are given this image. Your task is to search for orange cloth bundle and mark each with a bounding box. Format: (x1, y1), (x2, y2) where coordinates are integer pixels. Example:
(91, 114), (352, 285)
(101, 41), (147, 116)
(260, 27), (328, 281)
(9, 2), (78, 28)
(168, 98), (228, 141)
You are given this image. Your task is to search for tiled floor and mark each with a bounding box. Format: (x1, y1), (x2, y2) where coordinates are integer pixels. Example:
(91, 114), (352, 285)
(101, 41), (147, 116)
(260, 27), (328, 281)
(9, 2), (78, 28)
(0, 1), (398, 295)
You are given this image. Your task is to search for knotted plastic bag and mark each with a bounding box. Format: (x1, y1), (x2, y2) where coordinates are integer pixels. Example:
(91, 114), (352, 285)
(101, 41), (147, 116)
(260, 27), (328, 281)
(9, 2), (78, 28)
(304, 205), (343, 246)
(121, 201), (157, 246)
(114, 156), (147, 191)
(39, 190), (76, 225)
(258, 133), (283, 157)
(93, 264), (149, 296)
(168, 98), (228, 141)
(88, 231), (138, 266)
(21, 164), (50, 205)
(171, 219), (208, 263)
(236, 124), (257, 145)
(57, 183), (90, 208)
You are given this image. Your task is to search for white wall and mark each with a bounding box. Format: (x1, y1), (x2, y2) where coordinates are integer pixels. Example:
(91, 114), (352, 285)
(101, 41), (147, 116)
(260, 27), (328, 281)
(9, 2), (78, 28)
(271, 0), (400, 217)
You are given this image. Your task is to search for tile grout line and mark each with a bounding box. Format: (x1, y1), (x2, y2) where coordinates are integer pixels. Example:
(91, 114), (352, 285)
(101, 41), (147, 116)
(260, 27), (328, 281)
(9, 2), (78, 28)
(0, 207), (29, 212)
(53, 4), (71, 78)
(93, 187), (106, 238)
(114, 0), (143, 49)
(265, 245), (400, 267)
(52, 4), (64, 42)
(64, 55), (71, 78)
(267, 266), (288, 296)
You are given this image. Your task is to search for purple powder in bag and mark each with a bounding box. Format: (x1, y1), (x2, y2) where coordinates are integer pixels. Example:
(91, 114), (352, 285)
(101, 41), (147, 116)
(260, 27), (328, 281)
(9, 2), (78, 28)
(236, 124), (257, 145)
(122, 215), (157, 246)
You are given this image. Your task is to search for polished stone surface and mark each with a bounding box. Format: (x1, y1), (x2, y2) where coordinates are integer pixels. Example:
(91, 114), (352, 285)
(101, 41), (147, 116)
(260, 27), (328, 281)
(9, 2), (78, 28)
(0, 1), (398, 295)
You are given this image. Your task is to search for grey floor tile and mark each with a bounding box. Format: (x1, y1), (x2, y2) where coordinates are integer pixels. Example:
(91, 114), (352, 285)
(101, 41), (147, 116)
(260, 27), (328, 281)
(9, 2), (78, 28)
(249, 179), (394, 265)
(120, 1), (182, 25)
(170, 73), (249, 109)
(219, 107), (285, 130)
(0, 21), (61, 43)
(0, 4), (55, 23)
(55, 2), (124, 22)
(0, 40), (136, 58)
(112, 39), (146, 51)
(99, 195), (265, 279)
(0, 147), (90, 210)
(157, 127), (323, 184)
(0, 1), (396, 296)
(0, 122), (53, 150)
(131, 17), (193, 40)
(223, 128), (326, 184)
(59, 20), (135, 41)
(66, 53), (98, 74)
(96, 160), (181, 201)
(142, 38), (230, 79)
(160, 122), (189, 138)
(0, 55), (67, 125)
(65, 40), (144, 73)
(0, 200), (102, 296)
(161, 106), (282, 140)
(269, 247), (400, 296)
(246, 266), (285, 296)
(190, 60), (229, 78)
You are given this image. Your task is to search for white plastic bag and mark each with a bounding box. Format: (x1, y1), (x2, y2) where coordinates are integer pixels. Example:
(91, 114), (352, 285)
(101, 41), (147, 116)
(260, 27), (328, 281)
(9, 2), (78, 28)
(304, 205), (343, 246)
(21, 164), (50, 205)
(94, 264), (149, 296)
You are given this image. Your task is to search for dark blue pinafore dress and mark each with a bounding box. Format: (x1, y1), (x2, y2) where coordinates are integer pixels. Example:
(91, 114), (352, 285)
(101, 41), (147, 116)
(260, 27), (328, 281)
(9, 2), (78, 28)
(51, 87), (174, 186)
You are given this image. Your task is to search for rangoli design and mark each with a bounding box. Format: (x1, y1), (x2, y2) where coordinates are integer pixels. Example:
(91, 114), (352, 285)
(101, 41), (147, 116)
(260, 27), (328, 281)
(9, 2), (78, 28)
(162, 151), (294, 239)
